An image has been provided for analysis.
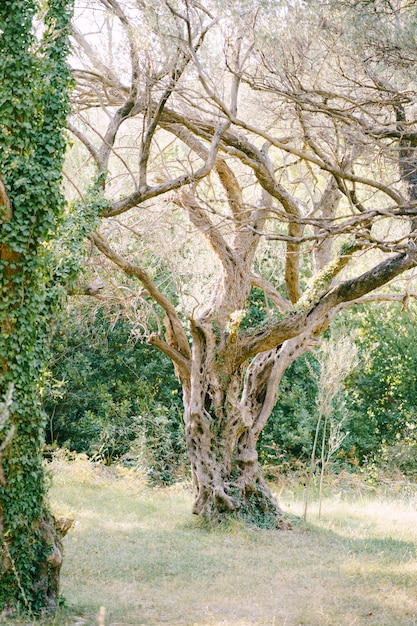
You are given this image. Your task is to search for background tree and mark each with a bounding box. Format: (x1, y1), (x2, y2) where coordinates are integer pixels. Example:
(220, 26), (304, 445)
(0, 0), (74, 613)
(66, 0), (417, 526)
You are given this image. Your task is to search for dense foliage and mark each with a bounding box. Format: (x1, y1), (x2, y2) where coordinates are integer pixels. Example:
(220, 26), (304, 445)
(261, 303), (417, 477)
(46, 299), (417, 482)
(342, 303), (417, 476)
(45, 303), (186, 483)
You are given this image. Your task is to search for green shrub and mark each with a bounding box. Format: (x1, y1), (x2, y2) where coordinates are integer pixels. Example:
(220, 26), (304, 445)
(260, 302), (417, 477)
(44, 301), (186, 483)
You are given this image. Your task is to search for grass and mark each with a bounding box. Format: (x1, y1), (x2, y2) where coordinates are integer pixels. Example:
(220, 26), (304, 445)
(4, 455), (417, 626)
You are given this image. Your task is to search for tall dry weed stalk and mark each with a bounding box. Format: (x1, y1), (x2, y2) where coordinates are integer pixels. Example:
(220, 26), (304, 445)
(304, 336), (358, 521)
(97, 605), (106, 625)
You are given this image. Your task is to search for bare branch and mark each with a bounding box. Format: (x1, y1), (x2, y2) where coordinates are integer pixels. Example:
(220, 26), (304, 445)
(175, 187), (237, 275)
(105, 119), (230, 216)
(90, 231), (191, 362)
(148, 333), (191, 383)
(66, 120), (102, 168)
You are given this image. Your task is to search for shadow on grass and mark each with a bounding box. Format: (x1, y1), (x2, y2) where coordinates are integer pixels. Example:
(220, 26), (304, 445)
(51, 503), (417, 625)
(2, 514), (416, 626)
(11, 466), (412, 626)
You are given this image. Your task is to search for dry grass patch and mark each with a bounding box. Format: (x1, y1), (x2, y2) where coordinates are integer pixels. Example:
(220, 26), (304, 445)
(4, 456), (417, 626)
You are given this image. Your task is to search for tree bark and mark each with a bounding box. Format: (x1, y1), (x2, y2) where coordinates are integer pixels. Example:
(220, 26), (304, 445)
(182, 318), (313, 526)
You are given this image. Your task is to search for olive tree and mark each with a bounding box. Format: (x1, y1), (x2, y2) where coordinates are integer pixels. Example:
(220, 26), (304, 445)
(68, 0), (417, 526)
(0, 0), (74, 613)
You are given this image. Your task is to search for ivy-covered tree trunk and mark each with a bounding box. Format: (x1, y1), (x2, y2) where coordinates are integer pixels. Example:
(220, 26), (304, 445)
(0, 0), (73, 613)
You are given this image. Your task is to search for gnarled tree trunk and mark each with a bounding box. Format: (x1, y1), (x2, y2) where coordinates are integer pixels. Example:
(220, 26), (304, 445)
(183, 315), (313, 526)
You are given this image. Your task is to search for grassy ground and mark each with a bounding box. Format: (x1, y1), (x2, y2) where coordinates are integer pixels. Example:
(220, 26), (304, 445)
(5, 455), (417, 626)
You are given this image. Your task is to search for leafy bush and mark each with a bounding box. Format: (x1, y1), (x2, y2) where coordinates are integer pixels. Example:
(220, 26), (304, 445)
(340, 303), (417, 467)
(44, 300), (186, 483)
(259, 354), (320, 469)
(260, 302), (417, 476)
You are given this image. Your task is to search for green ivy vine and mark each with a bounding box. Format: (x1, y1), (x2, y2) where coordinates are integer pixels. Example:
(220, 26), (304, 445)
(0, 0), (74, 612)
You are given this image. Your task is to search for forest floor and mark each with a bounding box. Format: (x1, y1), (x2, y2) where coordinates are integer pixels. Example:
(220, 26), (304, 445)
(5, 453), (417, 626)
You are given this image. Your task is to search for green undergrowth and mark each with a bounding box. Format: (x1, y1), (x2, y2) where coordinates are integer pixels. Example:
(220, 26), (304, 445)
(3, 453), (417, 626)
